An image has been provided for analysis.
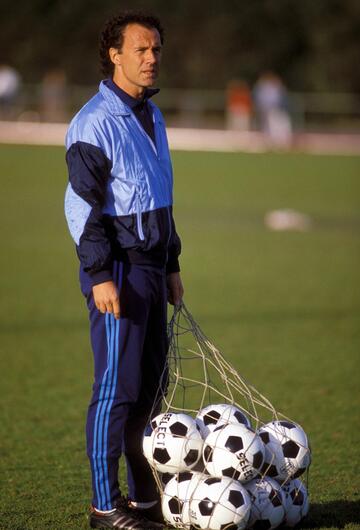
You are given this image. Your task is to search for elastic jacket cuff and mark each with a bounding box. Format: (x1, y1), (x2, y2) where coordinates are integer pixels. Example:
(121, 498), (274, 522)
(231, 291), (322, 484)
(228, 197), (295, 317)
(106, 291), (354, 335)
(88, 268), (113, 286)
(166, 256), (180, 275)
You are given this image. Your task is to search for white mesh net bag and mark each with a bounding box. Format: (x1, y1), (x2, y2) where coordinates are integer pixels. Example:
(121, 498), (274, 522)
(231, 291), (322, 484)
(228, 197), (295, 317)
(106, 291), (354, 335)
(143, 304), (311, 530)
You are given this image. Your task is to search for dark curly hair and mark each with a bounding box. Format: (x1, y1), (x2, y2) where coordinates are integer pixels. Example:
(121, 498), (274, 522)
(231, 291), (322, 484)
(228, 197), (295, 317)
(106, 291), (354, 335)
(99, 11), (164, 78)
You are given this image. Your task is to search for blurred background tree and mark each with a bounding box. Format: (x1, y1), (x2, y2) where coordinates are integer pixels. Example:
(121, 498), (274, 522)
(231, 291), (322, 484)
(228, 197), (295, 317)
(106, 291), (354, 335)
(0, 0), (359, 91)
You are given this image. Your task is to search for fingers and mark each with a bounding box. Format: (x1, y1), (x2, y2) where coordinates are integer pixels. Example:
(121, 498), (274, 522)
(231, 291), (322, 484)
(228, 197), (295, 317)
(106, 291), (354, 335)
(97, 301), (107, 314)
(167, 273), (184, 306)
(167, 285), (184, 306)
(96, 299), (120, 318)
(112, 298), (120, 320)
(93, 281), (120, 319)
(167, 289), (174, 305)
(105, 301), (114, 315)
(174, 288), (184, 306)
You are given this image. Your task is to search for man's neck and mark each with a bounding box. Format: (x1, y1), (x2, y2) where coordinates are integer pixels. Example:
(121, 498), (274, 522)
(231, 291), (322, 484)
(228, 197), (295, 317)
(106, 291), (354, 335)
(112, 74), (145, 100)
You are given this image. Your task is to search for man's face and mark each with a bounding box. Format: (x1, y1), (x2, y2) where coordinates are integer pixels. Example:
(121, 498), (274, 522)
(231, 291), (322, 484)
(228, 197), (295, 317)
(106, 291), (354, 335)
(113, 23), (162, 96)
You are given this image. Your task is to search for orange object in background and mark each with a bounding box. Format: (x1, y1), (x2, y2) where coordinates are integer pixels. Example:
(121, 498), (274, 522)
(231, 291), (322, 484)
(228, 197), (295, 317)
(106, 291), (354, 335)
(226, 80), (252, 131)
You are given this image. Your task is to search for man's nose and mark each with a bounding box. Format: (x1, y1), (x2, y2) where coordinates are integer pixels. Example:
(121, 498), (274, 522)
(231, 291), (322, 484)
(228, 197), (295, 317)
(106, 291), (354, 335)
(146, 50), (157, 64)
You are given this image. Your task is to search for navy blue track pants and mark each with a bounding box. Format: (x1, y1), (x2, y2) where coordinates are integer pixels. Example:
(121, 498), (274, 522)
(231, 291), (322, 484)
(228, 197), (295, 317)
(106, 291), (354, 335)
(80, 261), (168, 511)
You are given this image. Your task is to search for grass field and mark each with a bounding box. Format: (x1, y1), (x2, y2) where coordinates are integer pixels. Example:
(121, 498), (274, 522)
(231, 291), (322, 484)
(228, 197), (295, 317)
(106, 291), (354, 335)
(0, 144), (359, 529)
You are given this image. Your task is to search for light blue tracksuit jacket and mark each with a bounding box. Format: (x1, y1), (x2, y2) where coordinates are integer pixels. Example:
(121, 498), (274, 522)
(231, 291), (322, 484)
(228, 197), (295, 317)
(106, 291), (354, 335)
(65, 80), (181, 285)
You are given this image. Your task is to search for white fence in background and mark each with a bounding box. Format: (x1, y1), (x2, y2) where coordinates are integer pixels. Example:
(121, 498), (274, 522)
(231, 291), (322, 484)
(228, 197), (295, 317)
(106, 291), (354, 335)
(0, 120), (359, 155)
(1, 84), (360, 133)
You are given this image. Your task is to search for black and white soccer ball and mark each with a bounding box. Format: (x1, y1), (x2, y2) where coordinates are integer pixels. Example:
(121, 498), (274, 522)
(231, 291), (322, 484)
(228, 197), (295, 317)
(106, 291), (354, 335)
(189, 476), (251, 530)
(143, 412), (203, 473)
(245, 477), (285, 529)
(196, 403), (251, 439)
(281, 478), (309, 527)
(160, 472), (174, 486)
(258, 421), (311, 481)
(203, 423), (265, 483)
(161, 471), (202, 528)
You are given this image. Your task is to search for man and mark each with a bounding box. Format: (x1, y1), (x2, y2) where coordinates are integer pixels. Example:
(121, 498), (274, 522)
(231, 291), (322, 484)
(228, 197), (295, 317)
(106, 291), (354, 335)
(65, 11), (183, 529)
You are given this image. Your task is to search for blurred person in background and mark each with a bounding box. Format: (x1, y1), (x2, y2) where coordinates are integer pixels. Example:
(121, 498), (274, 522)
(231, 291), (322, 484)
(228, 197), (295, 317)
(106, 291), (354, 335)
(64, 10), (183, 530)
(226, 79), (252, 131)
(41, 68), (67, 122)
(253, 71), (292, 148)
(0, 64), (21, 120)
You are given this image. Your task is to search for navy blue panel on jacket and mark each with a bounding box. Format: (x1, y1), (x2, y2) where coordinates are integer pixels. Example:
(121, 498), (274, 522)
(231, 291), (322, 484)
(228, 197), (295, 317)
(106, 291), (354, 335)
(64, 80), (181, 286)
(105, 79), (158, 145)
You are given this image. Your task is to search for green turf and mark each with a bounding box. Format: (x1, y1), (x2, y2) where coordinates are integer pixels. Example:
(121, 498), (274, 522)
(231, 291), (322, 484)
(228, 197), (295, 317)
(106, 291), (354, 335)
(0, 145), (359, 529)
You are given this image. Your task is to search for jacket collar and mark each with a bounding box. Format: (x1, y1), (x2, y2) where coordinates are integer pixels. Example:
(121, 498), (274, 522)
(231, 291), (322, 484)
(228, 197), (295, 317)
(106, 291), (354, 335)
(105, 79), (159, 109)
(99, 79), (159, 116)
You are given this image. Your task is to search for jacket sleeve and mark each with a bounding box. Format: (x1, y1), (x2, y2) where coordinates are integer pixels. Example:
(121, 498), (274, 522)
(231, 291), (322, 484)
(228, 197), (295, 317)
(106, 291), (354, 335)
(65, 137), (113, 286)
(166, 206), (181, 274)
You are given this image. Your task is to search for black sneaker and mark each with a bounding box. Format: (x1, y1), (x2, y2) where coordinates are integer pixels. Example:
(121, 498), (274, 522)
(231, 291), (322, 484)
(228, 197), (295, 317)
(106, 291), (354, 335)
(127, 500), (165, 525)
(89, 498), (165, 529)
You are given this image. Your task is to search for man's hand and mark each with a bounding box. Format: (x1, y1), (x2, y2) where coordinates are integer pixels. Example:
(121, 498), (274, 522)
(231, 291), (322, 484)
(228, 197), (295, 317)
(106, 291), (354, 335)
(92, 281), (120, 319)
(167, 272), (184, 306)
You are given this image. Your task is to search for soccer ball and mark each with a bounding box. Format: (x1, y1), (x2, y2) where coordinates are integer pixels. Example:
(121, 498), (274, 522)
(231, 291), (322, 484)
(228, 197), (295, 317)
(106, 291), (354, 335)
(161, 471), (202, 528)
(196, 403), (251, 439)
(281, 478), (309, 527)
(189, 476), (251, 530)
(160, 472), (174, 486)
(203, 423), (265, 483)
(258, 421), (311, 481)
(245, 477), (285, 529)
(143, 412), (203, 473)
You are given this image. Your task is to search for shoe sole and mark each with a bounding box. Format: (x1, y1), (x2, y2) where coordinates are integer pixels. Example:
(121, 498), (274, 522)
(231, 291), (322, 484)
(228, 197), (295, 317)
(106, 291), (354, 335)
(90, 515), (164, 529)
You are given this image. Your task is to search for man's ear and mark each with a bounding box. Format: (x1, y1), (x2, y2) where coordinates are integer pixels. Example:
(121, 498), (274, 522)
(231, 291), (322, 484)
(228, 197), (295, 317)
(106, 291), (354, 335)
(109, 48), (122, 67)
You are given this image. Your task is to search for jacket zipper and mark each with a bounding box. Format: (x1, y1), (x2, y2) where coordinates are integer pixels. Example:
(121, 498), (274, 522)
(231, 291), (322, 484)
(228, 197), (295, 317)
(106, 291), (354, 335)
(165, 205), (172, 265)
(135, 187), (145, 241)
